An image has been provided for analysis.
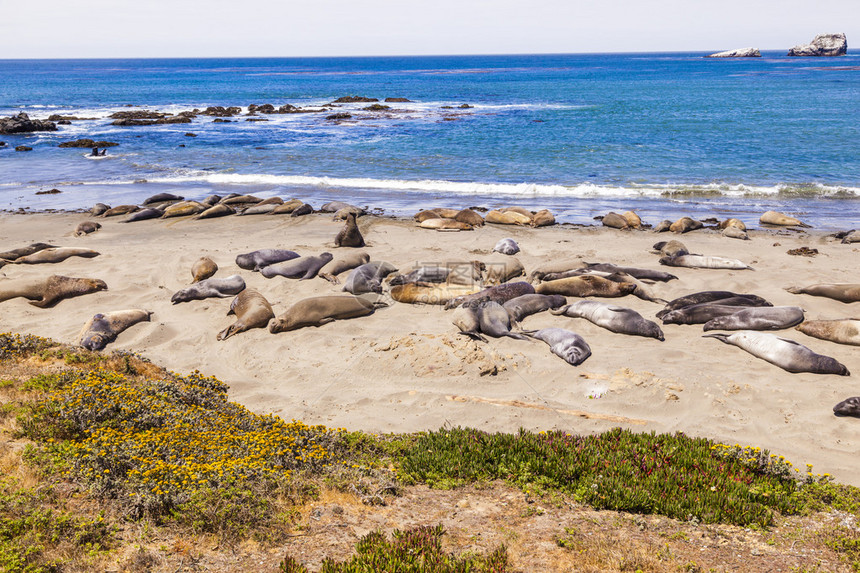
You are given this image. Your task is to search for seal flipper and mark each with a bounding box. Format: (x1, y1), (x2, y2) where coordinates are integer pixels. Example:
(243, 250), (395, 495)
(702, 333), (731, 344)
(458, 331), (489, 343)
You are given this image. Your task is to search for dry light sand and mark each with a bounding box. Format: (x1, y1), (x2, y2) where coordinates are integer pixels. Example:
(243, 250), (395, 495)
(0, 208), (858, 485)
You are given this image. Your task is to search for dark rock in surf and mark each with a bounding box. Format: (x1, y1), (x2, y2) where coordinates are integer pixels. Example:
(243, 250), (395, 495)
(59, 139), (119, 148)
(0, 113), (57, 135)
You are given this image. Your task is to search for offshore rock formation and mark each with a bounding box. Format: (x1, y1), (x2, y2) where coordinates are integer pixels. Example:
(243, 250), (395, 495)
(706, 48), (761, 58)
(0, 113), (57, 135)
(788, 33), (847, 56)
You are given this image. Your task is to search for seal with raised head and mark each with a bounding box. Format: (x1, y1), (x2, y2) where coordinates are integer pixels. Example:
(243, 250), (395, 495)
(528, 328), (592, 366)
(191, 257), (218, 283)
(78, 309), (152, 350)
(235, 249), (300, 271)
(171, 275), (245, 304)
(785, 284), (860, 304)
(11, 247), (100, 264)
(659, 254), (752, 270)
(652, 240), (690, 258)
(503, 294), (566, 324)
(0, 275), (107, 308)
(552, 300), (664, 340)
(796, 319), (860, 346)
(217, 289), (275, 340)
(335, 212), (365, 247)
(833, 397), (860, 418)
(342, 261), (398, 294)
(75, 221), (101, 236)
(445, 281), (535, 310)
(760, 210), (810, 227)
(493, 238), (520, 255)
(0, 243), (58, 261)
(269, 295), (377, 333)
(261, 253), (333, 280)
(318, 251), (371, 284)
(704, 331), (849, 375)
(534, 275), (636, 298)
(702, 306), (805, 331)
(453, 301), (530, 342)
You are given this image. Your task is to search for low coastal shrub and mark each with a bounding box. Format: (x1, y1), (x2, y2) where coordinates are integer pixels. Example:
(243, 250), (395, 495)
(279, 524), (509, 572)
(398, 427), (802, 527)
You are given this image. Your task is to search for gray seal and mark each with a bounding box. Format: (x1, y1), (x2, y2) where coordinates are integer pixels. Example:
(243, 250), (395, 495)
(342, 261), (399, 294)
(452, 301), (530, 342)
(584, 263), (677, 282)
(0, 243), (58, 261)
(261, 252), (333, 280)
(389, 262), (482, 287)
(269, 295), (377, 333)
(318, 251), (371, 284)
(122, 207), (164, 222)
(75, 221), (101, 236)
(652, 240), (690, 258)
(834, 397), (860, 418)
(658, 291), (771, 318)
(503, 294), (566, 324)
(0, 275), (107, 308)
(552, 300), (664, 340)
(290, 203), (313, 217)
(217, 289), (275, 340)
(528, 328), (592, 366)
(704, 331), (849, 375)
(235, 249), (299, 271)
(702, 306), (805, 331)
(492, 238), (520, 255)
(11, 247), (100, 264)
(334, 212), (365, 248)
(171, 275), (245, 304)
(661, 304), (762, 325)
(78, 309), (152, 350)
(445, 281), (535, 310)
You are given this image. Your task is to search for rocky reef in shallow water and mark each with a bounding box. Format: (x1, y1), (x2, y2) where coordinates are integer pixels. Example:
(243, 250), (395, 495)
(0, 113), (57, 135)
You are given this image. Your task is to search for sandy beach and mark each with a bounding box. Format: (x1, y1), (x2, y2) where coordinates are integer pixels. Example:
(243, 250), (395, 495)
(0, 207), (857, 485)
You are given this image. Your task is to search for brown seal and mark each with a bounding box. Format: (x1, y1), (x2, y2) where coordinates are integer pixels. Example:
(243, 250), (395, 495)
(191, 257), (218, 283)
(485, 210), (531, 225)
(78, 309), (152, 350)
(760, 210), (810, 227)
(269, 295), (377, 333)
(454, 208), (485, 227)
(0, 275), (107, 308)
(652, 240), (690, 258)
(161, 201), (207, 218)
(719, 218), (747, 231)
(11, 247), (100, 264)
(669, 217), (703, 233)
(102, 205), (139, 217)
(0, 243), (58, 261)
(390, 283), (481, 305)
(483, 255), (525, 286)
(334, 212), (366, 247)
(444, 281), (535, 310)
(796, 319), (860, 346)
(220, 194), (262, 205)
(217, 289), (275, 340)
(601, 212), (630, 229)
(418, 218), (473, 230)
(785, 283), (860, 303)
(318, 251), (371, 284)
(621, 211), (642, 229)
(270, 199), (305, 214)
(194, 204), (235, 220)
(90, 203), (110, 216)
(534, 275), (636, 298)
(530, 209), (556, 227)
(413, 209), (444, 223)
(75, 221), (101, 236)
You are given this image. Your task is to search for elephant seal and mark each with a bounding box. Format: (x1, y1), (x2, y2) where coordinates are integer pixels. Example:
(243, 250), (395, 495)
(670, 217), (703, 234)
(269, 295), (376, 333)
(334, 212), (365, 247)
(270, 199), (305, 215)
(760, 210), (810, 228)
(143, 192), (183, 205)
(220, 194), (262, 206)
(704, 331), (849, 375)
(11, 247), (100, 264)
(194, 204), (235, 220)
(261, 253), (333, 280)
(702, 306), (805, 331)
(201, 194), (223, 206)
(321, 201), (364, 214)
(414, 209), (444, 223)
(652, 240), (690, 258)
(785, 284), (860, 304)
(722, 226), (749, 240)
(161, 201), (206, 218)
(235, 249), (299, 271)
(584, 263), (677, 282)
(390, 283), (481, 305)
(90, 203), (110, 216)
(191, 257), (218, 283)
(659, 254), (752, 270)
(601, 212), (631, 230)
(833, 397), (860, 418)
(75, 221), (101, 236)
(552, 300), (664, 340)
(486, 210), (531, 226)
(102, 205), (139, 217)
(493, 238), (520, 255)
(318, 251), (370, 284)
(342, 261), (398, 294)
(503, 294), (566, 324)
(217, 289), (274, 340)
(796, 319), (860, 346)
(445, 281), (535, 310)
(238, 199), (284, 216)
(0, 275), (107, 308)
(661, 303), (764, 325)
(483, 255), (525, 285)
(659, 291), (771, 317)
(453, 301), (530, 342)
(0, 243), (58, 261)
(530, 209), (555, 227)
(841, 231), (860, 244)
(123, 207), (164, 223)
(418, 218), (473, 231)
(653, 220), (673, 233)
(503, 206), (533, 218)
(528, 328), (592, 366)
(455, 208), (485, 227)
(622, 211), (642, 229)
(534, 275), (636, 298)
(171, 275), (245, 304)
(389, 262), (482, 287)
(290, 203), (314, 217)
(719, 218), (747, 231)
(78, 309), (152, 350)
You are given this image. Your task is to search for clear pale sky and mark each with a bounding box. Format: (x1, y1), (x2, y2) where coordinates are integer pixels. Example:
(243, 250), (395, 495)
(2, 0), (855, 59)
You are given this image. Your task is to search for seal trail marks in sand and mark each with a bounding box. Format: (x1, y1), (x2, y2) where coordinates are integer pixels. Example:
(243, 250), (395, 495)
(704, 331), (849, 375)
(78, 309), (152, 350)
(217, 289), (274, 340)
(552, 300), (664, 340)
(171, 275), (245, 304)
(446, 395), (650, 424)
(528, 328), (592, 366)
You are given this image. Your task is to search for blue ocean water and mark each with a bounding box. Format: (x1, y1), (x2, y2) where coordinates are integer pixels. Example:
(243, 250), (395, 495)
(1, 53), (858, 228)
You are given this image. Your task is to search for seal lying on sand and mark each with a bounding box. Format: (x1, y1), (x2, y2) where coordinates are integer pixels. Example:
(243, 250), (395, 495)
(123, 207), (164, 222)
(652, 240), (690, 258)
(389, 262), (482, 287)
(318, 251), (371, 284)
(704, 331), (849, 375)
(445, 281), (535, 310)
(833, 397), (860, 418)
(528, 328), (592, 366)
(390, 283), (481, 305)
(535, 275), (636, 298)
(0, 243), (58, 261)
(702, 306), (805, 331)
(235, 249), (299, 271)
(661, 303), (767, 325)
(583, 263), (677, 282)
(171, 275), (245, 304)
(503, 294), (566, 324)
(261, 253), (333, 280)
(191, 257), (218, 283)
(658, 291), (771, 318)
(453, 301), (530, 342)
(342, 262), (398, 295)
(784, 284), (860, 304)
(269, 295), (377, 333)
(75, 221), (101, 236)
(78, 309), (152, 350)
(760, 210), (810, 227)
(0, 275), (107, 308)
(552, 300), (664, 340)
(483, 256), (525, 286)
(659, 254), (752, 270)
(217, 289), (275, 340)
(10, 247), (100, 264)
(796, 319), (860, 346)
(493, 238), (520, 255)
